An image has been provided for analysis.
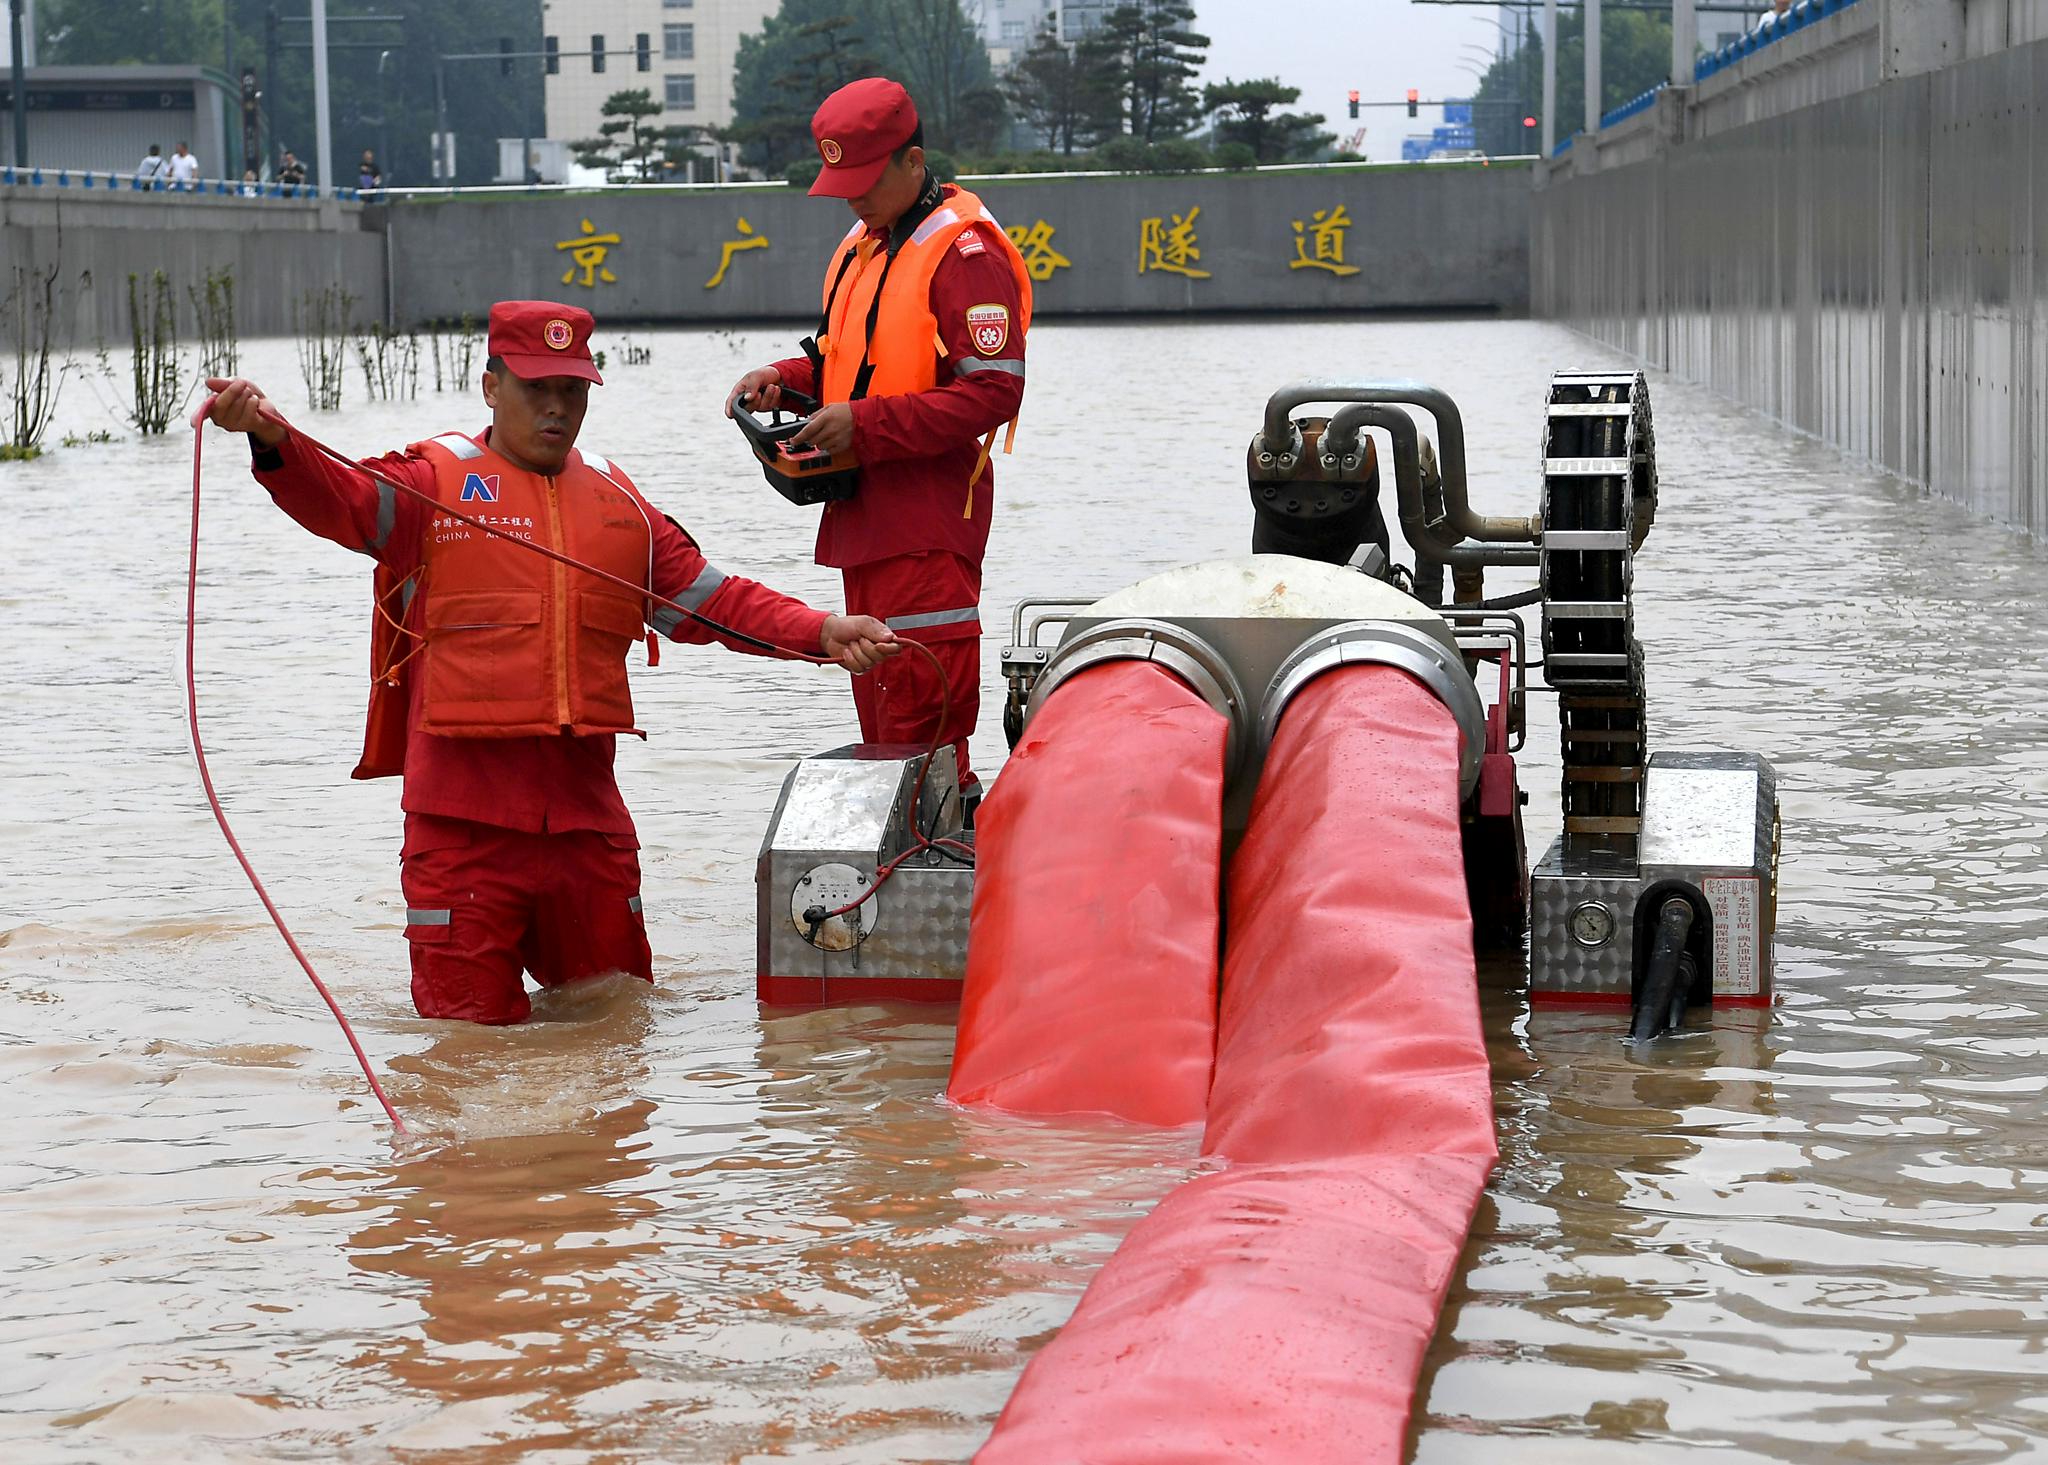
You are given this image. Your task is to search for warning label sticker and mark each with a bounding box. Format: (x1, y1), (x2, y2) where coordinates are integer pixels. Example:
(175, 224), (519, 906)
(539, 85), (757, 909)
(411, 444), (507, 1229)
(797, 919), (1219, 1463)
(1703, 875), (1762, 996)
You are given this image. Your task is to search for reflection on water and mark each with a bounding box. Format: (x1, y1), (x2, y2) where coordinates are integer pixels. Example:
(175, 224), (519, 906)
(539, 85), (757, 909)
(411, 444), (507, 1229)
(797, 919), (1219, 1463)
(4, 320), (2048, 1460)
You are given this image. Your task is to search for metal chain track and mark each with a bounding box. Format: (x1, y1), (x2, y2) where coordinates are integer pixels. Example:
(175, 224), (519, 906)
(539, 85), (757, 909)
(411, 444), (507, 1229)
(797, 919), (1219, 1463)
(1539, 371), (1657, 861)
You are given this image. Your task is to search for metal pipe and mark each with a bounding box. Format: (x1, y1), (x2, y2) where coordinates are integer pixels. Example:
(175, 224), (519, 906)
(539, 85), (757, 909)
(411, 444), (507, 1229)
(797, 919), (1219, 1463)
(1631, 896), (1695, 1041)
(1322, 401), (1541, 571)
(1672, 0), (1696, 87)
(1585, 0), (1603, 136)
(1541, 0), (1557, 158)
(311, 0), (333, 198)
(433, 57), (448, 182)
(9, 0), (27, 168)
(1264, 382), (1537, 547)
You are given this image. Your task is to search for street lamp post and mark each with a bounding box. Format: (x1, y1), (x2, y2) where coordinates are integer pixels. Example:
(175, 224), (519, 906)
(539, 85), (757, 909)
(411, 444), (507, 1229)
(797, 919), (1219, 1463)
(311, 0), (333, 197)
(8, 0), (28, 167)
(1585, 0), (1603, 135)
(376, 48), (391, 182)
(1541, 0), (1557, 157)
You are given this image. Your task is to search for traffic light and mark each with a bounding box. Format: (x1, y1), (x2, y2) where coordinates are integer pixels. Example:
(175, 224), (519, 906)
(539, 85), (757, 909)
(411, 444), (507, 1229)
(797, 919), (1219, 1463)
(1523, 115), (1537, 129)
(591, 34), (605, 73)
(635, 33), (651, 72)
(499, 37), (514, 76)
(1347, 88), (1359, 120)
(544, 36), (559, 75)
(1406, 88), (1419, 119)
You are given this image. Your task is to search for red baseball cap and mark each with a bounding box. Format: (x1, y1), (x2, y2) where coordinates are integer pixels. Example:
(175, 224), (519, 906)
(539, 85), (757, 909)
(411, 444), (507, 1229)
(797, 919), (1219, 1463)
(809, 78), (919, 198)
(487, 300), (603, 385)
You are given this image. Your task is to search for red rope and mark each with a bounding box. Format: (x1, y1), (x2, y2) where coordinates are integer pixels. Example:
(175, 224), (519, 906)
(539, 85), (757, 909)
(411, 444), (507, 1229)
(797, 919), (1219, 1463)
(187, 401), (407, 1133)
(186, 401), (968, 1127)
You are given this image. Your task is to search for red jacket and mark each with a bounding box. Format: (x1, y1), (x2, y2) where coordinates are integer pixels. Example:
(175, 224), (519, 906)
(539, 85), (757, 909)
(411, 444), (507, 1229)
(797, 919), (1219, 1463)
(253, 427), (829, 837)
(774, 187), (1028, 570)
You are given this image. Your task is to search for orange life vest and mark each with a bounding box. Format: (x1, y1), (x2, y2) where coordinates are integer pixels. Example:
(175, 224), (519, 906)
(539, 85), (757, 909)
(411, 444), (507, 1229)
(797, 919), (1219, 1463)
(817, 185), (1034, 409)
(353, 433), (653, 779)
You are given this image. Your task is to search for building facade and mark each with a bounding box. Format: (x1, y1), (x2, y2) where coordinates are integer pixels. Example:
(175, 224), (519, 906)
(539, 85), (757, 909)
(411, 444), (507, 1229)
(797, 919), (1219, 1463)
(0, 66), (231, 175)
(540, 0), (775, 167)
(976, 0), (1114, 68)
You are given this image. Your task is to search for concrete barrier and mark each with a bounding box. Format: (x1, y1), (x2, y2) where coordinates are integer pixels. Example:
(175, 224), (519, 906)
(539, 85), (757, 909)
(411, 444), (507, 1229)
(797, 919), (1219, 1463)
(1535, 0), (2048, 531)
(0, 187), (385, 345)
(383, 164), (1531, 326)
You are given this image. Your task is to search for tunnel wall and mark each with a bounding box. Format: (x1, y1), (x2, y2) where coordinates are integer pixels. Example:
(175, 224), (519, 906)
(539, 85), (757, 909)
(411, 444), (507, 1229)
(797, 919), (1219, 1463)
(381, 164), (1531, 323)
(0, 188), (385, 346)
(1534, 2), (2048, 532)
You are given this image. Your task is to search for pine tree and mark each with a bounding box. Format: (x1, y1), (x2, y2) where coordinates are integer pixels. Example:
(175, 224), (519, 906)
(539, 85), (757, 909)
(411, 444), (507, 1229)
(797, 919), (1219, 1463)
(1006, 18), (1105, 154)
(1204, 78), (1333, 164)
(1078, 1), (1210, 143)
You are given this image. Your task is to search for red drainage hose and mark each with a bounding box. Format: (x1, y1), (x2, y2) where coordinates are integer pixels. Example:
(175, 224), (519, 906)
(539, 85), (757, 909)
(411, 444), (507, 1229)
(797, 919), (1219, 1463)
(979, 666), (1496, 1463)
(947, 661), (1227, 1127)
(187, 403), (951, 1131)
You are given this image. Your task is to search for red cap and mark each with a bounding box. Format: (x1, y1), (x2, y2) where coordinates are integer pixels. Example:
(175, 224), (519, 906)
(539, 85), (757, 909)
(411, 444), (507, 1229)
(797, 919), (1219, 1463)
(809, 78), (919, 198)
(487, 301), (603, 385)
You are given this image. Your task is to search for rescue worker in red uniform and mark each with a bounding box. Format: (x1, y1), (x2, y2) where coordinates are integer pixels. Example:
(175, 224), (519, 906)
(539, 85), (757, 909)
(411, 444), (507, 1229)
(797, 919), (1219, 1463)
(204, 301), (897, 1025)
(726, 77), (1031, 817)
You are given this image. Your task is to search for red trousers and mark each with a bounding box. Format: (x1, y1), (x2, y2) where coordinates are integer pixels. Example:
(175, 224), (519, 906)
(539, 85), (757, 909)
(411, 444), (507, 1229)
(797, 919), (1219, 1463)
(841, 550), (982, 792)
(399, 814), (651, 1024)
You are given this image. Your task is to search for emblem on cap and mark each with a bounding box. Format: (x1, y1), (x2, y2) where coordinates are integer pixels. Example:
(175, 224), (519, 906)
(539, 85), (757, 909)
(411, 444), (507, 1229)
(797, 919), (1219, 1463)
(544, 318), (573, 350)
(820, 138), (844, 165)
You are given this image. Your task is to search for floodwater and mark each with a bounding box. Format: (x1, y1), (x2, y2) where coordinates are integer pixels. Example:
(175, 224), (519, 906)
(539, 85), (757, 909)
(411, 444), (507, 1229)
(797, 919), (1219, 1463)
(4, 316), (2046, 1463)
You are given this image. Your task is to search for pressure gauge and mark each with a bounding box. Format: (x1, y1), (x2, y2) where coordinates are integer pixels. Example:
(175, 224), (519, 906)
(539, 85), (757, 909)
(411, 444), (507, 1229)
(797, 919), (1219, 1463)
(1568, 900), (1617, 949)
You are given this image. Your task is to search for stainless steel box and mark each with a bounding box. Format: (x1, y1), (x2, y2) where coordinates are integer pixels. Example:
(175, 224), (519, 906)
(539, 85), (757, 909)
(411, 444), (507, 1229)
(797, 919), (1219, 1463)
(755, 744), (971, 1004)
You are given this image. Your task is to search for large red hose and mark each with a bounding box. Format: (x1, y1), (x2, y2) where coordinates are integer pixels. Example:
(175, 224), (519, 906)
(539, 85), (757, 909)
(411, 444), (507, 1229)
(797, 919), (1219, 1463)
(1203, 668), (1494, 1164)
(947, 661), (1226, 1127)
(979, 666), (1495, 1463)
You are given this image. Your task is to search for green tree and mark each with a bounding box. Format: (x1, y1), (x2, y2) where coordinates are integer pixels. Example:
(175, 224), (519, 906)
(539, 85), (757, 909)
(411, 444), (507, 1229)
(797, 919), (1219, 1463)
(866, 0), (1004, 154)
(1006, 17), (1108, 155)
(730, 3), (880, 175)
(730, 0), (997, 175)
(1204, 78), (1333, 164)
(1471, 8), (1672, 155)
(572, 89), (695, 180)
(1077, 1), (1209, 143)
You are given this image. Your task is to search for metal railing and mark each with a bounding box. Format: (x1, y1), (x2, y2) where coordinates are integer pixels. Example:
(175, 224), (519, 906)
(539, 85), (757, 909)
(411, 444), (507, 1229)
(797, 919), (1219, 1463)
(1693, 0), (1865, 82)
(0, 165), (372, 202)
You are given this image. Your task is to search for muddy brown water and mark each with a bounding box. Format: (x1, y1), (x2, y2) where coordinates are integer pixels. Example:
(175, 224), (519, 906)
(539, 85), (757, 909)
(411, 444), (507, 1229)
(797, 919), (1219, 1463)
(4, 320), (2046, 1462)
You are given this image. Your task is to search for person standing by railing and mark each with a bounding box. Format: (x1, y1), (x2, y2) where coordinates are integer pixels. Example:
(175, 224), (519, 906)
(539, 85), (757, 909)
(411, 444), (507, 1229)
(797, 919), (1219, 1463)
(168, 141), (199, 190)
(136, 144), (166, 188)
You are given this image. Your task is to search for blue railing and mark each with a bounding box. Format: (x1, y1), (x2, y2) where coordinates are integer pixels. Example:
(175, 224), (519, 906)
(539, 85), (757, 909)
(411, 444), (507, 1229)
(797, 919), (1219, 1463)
(1695, 0), (1862, 81)
(0, 166), (366, 201)
(1600, 84), (1665, 130)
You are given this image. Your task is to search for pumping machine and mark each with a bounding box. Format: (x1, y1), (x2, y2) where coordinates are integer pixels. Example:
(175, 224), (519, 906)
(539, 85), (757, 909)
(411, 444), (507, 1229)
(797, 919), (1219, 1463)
(756, 375), (1779, 1038)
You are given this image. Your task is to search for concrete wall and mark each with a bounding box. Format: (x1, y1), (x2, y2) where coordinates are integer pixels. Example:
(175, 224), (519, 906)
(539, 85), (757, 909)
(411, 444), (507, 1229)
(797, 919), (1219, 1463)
(382, 164), (1531, 325)
(0, 188), (385, 345)
(1536, 0), (2048, 531)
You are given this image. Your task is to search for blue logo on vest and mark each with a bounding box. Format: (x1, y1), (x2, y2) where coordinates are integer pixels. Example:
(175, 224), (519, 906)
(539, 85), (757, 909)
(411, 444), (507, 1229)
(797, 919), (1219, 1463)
(460, 472), (500, 502)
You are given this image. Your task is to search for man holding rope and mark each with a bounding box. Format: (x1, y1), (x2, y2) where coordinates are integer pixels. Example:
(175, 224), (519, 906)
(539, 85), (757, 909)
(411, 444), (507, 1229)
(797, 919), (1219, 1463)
(205, 300), (897, 1025)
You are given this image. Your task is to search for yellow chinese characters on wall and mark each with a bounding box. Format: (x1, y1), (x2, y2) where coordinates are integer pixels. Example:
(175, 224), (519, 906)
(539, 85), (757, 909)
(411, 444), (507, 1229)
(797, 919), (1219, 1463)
(705, 217), (770, 290)
(1005, 219), (1072, 281)
(1289, 205), (1361, 277)
(557, 218), (621, 288)
(1138, 207), (1210, 279)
